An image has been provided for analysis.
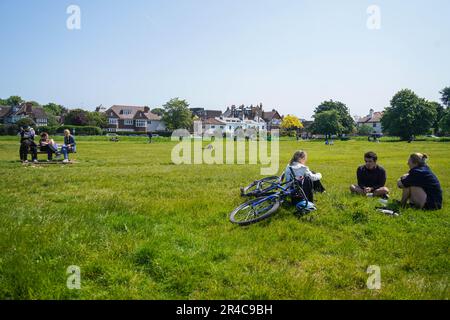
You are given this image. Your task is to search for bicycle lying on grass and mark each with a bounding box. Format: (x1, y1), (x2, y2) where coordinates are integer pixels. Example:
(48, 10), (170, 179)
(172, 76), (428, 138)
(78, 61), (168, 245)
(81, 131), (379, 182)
(230, 170), (316, 226)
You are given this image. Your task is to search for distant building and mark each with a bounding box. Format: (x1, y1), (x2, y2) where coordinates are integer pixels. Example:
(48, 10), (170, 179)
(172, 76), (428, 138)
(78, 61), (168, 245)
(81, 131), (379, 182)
(190, 108), (223, 121)
(262, 109), (283, 130)
(105, 105), (166, 133)
(356, 109), (384, 134)
(0, 102), (48, 127)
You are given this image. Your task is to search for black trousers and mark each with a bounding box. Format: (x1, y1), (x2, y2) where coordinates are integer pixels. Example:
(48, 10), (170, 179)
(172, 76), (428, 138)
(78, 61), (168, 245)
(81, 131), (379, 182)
(292, 176), (326, 204)
(20, 140), (37, 161)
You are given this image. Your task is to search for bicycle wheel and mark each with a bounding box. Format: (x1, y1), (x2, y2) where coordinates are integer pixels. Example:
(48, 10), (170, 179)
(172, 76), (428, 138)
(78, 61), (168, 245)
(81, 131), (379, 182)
(240, 176), (281, 197)
(230, 196), (280, 226)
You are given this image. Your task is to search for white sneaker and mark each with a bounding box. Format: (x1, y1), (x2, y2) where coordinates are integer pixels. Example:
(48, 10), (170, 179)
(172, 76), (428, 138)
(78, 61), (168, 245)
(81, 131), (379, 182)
(33, 159), (38, 163)
(63, 159), (69, 163)
(24, 160), (29, 163)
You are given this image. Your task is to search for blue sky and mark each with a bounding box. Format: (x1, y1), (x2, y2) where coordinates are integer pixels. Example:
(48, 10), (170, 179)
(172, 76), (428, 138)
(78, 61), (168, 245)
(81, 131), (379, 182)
(0, 0), (449, 119)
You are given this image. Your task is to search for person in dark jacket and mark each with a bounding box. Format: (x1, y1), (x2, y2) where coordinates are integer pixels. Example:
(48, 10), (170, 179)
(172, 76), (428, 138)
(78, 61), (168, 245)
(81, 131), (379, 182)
(19, 126), (38, 163)
(350, 151), (389, 198)
(397, 153), (442, 210)
(61, 129), (76, 163)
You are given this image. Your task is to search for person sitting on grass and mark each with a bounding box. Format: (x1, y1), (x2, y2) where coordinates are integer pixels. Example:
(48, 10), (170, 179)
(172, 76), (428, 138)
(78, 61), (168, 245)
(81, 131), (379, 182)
(19, 126), (38, 163)
(61, 129), (76, 163)
(397, 153), (442, 210)
(350, 151), (389, 199)
(39, 132), (60, 161)
(285, 150), (325, 203)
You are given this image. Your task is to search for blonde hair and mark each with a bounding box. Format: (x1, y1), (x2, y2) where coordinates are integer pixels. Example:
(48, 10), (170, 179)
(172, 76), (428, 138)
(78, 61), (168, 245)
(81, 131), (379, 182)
(290, 150), (307, 165)
(64, 129), (71, 136)
(410, 153), (428, 167)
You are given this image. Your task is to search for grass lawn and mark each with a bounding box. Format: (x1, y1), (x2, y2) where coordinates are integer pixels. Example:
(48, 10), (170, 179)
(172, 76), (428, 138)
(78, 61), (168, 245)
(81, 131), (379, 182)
(0, 136), (448, 300)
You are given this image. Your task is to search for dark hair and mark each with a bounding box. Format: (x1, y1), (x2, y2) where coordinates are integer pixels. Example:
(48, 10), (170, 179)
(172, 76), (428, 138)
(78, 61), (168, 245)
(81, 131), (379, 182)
(290, 150), (307, 165)
(364, 151), (378, 162)
(41, 132), (49, 138)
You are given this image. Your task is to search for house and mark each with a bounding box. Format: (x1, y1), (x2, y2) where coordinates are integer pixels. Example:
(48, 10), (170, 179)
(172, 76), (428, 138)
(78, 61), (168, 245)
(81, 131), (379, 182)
(105, 105), (166, 133)
(190, 108), (222, 120)
(357, 109), (384, 134)
(262, 109), (283, 130)
(223, 103), (264, 120)
(0, 102), (49, 126)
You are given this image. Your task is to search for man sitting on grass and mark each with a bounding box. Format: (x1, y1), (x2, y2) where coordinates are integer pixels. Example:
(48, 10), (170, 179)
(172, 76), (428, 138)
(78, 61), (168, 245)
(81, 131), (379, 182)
(350, 151), (389, 199)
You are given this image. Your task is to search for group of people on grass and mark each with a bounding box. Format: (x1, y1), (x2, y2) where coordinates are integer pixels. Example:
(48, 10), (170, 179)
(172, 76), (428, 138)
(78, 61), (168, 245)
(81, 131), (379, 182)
(19, 127), (76, 163)
(286, 150), (443, 211)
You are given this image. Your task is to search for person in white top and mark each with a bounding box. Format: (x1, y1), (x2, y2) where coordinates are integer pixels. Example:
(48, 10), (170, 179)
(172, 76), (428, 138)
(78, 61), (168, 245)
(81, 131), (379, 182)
(285, 150), (322, 182)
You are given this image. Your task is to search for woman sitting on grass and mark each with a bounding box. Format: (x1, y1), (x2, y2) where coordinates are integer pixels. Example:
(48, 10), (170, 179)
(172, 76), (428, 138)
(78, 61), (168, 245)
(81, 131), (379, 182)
(61, 129), (77, 163)
(285, 150), (325, 203)
(397, 153), (442, 210)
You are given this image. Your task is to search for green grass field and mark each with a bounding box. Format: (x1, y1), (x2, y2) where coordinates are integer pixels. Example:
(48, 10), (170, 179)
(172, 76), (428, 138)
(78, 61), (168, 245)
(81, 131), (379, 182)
(0, 136), (448, 300)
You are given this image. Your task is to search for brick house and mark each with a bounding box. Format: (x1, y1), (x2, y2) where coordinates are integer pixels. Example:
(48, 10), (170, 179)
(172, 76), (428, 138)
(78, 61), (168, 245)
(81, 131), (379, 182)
(262, 109), (283, 130)
(0, 102), (48, 126)
(105, 105), (166, 133)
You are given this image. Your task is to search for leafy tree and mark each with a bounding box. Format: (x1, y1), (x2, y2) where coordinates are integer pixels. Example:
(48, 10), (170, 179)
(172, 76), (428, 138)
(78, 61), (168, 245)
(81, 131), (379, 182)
(439, 109), (450, 134)
(429, 101), (445, 135)
(161, 98), (193, 131)
(64, 109), (90, 126)
(381, 89), (437, 140)
(281, 115), (303, 136)
(440, 87), (450, 107)
(357, 124), (374, 136)
(312, 110), (343, 137)
(15, 117), (36, 128)
(0, 98), (6, 106)
(313, 100), (355, 134)
(5, 96), (24, 106)
(151, 108), (164, 116)
(43, 103), (67, 116)
(87, 111), (107, 128)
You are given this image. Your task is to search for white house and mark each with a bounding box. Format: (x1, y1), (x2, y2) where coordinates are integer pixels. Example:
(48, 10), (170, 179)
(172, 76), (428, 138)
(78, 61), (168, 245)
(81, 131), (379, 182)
(357, 109), (384, 134)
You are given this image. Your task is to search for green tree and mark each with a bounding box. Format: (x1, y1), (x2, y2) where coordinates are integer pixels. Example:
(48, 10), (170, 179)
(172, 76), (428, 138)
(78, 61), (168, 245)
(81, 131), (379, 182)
(440, 87), (450, 107)
(313, 100), (355, 134)
(15, 117), (36, 128)
(87, 111), (107, 128)
(312, 110), (343, 137)
(439, 109), (450, 134)
(64, 109), (90, 126)
(429, 101), (445, 135)
(381, 89), (437, 140)
(5, 96), (24, 106)
(43, 103), (67, 116)
(357, 124), (374, 136)
(0, 98), (6, 106)
(151, 108), (164, 116)
(161, 98), (193, 131)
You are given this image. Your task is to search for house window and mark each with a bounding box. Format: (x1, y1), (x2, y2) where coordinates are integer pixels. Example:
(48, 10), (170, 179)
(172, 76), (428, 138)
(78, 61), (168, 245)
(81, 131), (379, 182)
(135, 120), (147, 127)
(121, 110), (132, 115)
(373, 123), (377, 128)
(109, 118), (118, 125)
(124, 119), (133, 126)
(211, 126), (216, 129)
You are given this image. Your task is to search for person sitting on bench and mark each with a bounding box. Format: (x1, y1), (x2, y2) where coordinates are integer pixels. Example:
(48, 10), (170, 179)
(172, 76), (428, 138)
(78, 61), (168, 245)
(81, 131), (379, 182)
(397, 153), (442, 210)
(61, 129), (76, 163)
(350, 151), (389, 198)
(39, 132), (60, 161)
(19, 126), (38, 163)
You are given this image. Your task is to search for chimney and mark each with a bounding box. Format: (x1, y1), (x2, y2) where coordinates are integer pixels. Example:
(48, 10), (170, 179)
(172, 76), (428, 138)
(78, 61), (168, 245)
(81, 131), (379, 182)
(26, 102), (33, 113)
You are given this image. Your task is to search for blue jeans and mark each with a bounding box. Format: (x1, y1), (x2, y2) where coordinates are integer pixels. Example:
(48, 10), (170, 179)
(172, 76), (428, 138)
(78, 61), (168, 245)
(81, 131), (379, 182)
(61, 145), (76, 160)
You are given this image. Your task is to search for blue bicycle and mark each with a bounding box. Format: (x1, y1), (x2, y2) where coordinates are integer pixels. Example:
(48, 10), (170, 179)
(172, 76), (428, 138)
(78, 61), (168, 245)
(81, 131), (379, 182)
(230, 170), (315, 226)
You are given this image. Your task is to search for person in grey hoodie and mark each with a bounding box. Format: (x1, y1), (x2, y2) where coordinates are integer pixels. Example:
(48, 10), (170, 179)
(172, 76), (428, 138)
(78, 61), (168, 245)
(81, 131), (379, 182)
(285, 150), (325, 203)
